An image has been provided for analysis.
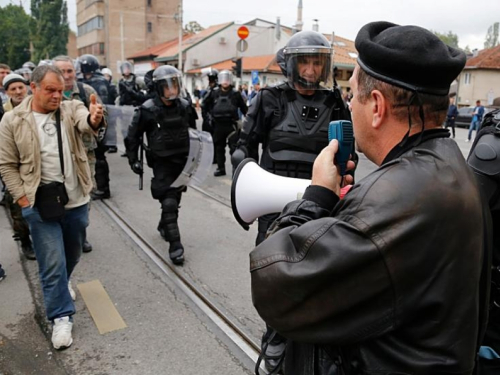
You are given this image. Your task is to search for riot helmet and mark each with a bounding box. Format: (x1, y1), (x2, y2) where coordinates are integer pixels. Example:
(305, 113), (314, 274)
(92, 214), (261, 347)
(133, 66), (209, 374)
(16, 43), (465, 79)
(217, 70), (233, 87)
(120, 61), (134, 76)
(282, 30), (333, 91)
(22, 61), (36, 71)
(37, 59), (52, 67)
(206, 68), (219, 85)
(79, 54), (100, 74)
(152, 65), (183, 100)
(18, 67), (32, 82)
(73, 59), (83, 81)
(101, 68), (113, 81)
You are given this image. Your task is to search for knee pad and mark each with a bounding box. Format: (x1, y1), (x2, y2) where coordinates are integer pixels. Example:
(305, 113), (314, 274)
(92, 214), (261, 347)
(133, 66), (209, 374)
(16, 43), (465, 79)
(161, 197), (179, 214)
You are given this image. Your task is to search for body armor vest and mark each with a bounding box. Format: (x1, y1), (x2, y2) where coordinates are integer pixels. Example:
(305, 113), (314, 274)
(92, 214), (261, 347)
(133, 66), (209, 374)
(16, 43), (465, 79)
(262, 89), (336, 179)
(212, 89), (238, 122)
(144, 99), (189, 158)
(85, 75), (111, 105)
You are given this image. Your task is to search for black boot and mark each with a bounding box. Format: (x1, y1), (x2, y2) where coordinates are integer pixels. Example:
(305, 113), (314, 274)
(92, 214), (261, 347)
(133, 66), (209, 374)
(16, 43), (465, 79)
(261, 327), (286, 374)
(83, 239), (93, 253)
(169, 241), (184, 265)
(91, 189), (110, 200)
(20, 239), (36, 260)
(214, 168), (226, 177)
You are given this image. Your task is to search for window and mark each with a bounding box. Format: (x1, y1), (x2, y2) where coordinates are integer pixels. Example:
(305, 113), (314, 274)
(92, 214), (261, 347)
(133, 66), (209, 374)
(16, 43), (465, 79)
(464, 73), (471, 85)
(85, 0), (103, 7)
(147, 22), (152, 33)
(348, 52), (358, 59)
(78, 43), (106, 57)
(147, 0), (152, 6)
(78, 16), (104, 36)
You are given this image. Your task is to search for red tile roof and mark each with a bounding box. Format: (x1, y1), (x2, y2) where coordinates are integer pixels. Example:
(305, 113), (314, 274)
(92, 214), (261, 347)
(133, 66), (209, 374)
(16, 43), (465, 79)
(465, 44), (500, 70)
(187, 55), (281, 74)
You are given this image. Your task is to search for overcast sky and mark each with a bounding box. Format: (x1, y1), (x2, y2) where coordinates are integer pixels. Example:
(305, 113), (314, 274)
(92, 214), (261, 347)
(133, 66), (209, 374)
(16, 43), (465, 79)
(2, 0), (499, 51)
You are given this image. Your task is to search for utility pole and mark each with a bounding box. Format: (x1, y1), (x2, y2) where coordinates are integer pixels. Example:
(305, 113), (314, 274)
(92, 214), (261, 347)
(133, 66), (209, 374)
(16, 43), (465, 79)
(120, 11), (125, 63)
(177, 1), (183, 71)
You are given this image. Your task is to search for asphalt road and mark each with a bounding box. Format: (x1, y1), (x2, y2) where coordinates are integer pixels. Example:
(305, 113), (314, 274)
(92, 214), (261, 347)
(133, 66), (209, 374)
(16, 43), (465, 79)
(0, 114), (475, 374)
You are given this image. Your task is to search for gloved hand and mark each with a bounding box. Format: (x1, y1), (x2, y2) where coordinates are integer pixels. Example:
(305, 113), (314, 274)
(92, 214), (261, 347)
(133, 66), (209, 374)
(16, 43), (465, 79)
(131, 161), (143, 175)
(231, 146), (248, 171)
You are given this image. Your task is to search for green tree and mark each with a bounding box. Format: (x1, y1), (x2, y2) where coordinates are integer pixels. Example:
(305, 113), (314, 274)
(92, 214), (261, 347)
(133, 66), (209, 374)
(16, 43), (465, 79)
(30, 0), (69, 62)
(432, 30), (460, 49)
(484, 22), (499, 49)
(184, 21), (204, 34)
(0, 5), (32, 68)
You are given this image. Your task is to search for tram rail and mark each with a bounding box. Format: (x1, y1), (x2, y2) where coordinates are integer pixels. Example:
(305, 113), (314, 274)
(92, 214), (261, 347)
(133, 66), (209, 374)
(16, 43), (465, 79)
(97, 197), (267, 374)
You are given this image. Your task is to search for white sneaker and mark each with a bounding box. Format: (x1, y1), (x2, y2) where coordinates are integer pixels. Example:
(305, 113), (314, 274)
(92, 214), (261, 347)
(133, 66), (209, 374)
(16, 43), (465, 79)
(52, 316), (73, 349)
(465, 139), (470, 142)
(68, 281), (76, 301)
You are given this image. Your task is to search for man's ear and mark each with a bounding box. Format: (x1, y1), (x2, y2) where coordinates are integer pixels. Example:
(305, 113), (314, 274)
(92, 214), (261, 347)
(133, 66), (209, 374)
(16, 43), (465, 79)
(30, 81), (36, 93)
(371, 90), (387, 129)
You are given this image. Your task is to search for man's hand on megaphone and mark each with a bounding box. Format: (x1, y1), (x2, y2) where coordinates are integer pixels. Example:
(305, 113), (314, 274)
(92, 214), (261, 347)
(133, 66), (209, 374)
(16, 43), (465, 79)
(312, 140), (355, 196)
(89, 94), (104, 127)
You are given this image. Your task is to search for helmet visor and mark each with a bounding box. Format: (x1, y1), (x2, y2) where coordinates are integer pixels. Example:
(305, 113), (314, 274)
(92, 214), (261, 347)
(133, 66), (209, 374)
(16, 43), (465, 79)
(156, 74), (183, 100)
(285, 48), (333, 90)
(218, 71), (232, 86)
(121, 62), (134, 75)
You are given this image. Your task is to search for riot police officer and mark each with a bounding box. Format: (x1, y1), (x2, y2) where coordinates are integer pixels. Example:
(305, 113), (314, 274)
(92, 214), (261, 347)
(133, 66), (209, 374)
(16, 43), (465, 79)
(201, 68), (219, 134)
(125, 65), (195, 265)
(467, 109), (500, 369)
(79, 54), (112, 199)
(119, 61), (146, 107)
(202, 70), (247, 176)
(231, 30), (352, 373)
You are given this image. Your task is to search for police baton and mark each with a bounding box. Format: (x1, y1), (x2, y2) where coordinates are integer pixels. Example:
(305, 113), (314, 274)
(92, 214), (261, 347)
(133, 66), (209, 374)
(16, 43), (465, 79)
(139, 139), (144, 191)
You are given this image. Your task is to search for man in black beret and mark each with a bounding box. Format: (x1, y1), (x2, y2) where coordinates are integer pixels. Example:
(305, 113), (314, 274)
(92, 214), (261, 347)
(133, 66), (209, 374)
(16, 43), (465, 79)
(250, 21), (487, 374)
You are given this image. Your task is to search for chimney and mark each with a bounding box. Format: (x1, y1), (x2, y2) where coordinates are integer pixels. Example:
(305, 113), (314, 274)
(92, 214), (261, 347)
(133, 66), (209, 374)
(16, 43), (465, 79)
(312, 19), (319, 32)
(295, 0), (303, 32)
(276, 17), (281, 41)
(472, 48), (479, 57)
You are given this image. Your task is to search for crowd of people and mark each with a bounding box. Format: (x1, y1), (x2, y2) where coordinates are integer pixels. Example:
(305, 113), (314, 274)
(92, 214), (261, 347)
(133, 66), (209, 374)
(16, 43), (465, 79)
(0, 21), (499, 375)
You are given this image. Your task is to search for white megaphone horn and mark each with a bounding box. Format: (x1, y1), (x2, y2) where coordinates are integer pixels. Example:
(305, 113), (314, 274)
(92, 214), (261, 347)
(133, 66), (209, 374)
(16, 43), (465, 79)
(231, 159), (311, 230)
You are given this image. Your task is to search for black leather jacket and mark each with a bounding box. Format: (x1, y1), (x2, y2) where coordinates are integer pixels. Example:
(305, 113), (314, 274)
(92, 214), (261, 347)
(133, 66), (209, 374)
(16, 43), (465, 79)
(251, 130), (485, 374)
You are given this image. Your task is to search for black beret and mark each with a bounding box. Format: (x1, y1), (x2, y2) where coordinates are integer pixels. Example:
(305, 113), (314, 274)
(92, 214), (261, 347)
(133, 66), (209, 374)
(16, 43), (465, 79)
(355, 21), (466, 96)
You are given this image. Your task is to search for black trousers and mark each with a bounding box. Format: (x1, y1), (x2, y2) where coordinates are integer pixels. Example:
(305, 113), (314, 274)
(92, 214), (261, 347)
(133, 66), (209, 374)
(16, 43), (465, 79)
(150, 156), (187, 243)
(213, 121), (238, 171)
(445, 117), (456, 138)
(94, 141), (110, 191)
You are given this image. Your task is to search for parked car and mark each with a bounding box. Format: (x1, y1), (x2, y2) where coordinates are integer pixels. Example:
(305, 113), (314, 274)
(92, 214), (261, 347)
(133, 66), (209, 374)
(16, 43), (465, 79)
(455, 106), (495, 128)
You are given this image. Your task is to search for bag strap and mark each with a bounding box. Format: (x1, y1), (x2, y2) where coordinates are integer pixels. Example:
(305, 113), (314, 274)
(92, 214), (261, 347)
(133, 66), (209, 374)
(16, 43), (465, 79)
(54, 110), (65, 180)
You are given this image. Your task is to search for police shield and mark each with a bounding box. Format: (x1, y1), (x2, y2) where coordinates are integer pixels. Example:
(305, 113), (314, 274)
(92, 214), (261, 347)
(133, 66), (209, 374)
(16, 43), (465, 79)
(171, 129), (214, 188)
(104, 105), (136, 147)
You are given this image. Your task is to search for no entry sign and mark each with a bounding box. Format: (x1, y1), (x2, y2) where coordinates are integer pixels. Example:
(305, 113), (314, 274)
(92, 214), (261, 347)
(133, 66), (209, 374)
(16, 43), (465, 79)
(237, 26), (249, 40)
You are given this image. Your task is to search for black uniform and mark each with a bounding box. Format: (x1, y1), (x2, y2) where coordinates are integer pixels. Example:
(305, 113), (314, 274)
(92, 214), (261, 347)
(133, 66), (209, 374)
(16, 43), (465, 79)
(237, 83), (351, 244)
(467, 109), (500, 373)
(83, 73), (112, 198)
(203, 87), (247, 174)
(119, 74), (146, 107)
(125, 96), (195, 262)
(235, 82), (351, 372)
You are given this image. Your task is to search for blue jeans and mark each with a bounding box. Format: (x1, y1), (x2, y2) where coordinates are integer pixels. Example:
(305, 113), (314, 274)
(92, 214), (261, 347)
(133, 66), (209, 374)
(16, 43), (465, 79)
(22, 203), (89, 321)
(468, 119), (481, 140)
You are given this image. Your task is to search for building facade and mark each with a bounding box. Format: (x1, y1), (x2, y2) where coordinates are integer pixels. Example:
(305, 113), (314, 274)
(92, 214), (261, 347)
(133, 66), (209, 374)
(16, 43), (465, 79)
(76, 0), (180, 78)
(457, 45), (500, 108)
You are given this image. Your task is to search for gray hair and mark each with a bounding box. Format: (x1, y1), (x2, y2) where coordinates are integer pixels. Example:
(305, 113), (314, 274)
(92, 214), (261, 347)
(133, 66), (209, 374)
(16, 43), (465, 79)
(31, 65), (64, 86)
(52, 55), (73, 64)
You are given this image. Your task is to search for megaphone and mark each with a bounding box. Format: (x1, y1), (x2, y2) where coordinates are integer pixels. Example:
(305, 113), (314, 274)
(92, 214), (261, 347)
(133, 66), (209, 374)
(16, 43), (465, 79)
(231, 159), (311, 230)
